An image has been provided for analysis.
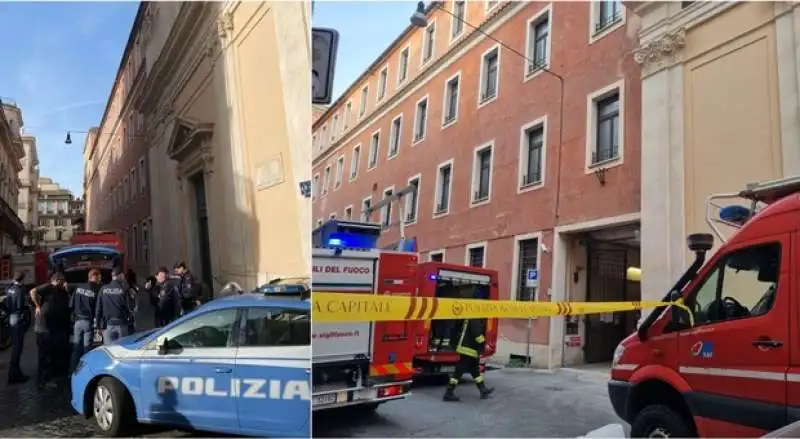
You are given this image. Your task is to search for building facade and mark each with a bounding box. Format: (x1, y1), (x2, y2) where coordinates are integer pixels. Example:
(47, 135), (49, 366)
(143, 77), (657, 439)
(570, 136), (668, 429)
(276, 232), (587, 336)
(311, 0), (642, 367)
(19, 133), (40, 249)
(36, 178), (83, 252)
(85, 1), (312, 295)
(629, 2), (800, 306)
(0, 100), (27, 255)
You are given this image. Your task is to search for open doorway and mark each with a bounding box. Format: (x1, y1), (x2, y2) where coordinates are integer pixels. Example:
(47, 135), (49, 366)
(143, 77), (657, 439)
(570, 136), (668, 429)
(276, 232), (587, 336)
(189, 172), (213, 291)
(583, 227), (641, 364)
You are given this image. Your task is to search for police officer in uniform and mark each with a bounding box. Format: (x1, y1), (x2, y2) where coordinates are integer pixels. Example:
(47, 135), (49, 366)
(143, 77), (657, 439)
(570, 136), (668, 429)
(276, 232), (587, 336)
(5, 270), (29, 384)
(94, 267), (132, 344)
(170, 262), (199, 315)
(151, 267), (179, 327)
(69, 268), (101, 372)
(443, 288), (494, 402)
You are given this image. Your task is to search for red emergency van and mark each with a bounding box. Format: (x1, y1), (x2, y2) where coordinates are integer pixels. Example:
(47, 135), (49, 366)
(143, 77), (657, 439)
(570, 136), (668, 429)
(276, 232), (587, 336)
(608, 176), (800, 437)
(412, 262), (499, 378)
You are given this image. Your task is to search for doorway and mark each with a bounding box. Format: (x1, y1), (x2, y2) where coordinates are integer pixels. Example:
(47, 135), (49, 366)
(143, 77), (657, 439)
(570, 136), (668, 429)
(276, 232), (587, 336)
(189, 172), (213, 292)
(583, 235), (641, 364)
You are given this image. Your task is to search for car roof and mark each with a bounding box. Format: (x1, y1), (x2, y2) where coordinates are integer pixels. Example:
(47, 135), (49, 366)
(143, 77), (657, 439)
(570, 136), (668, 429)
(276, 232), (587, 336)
(200, 292), (310, 312)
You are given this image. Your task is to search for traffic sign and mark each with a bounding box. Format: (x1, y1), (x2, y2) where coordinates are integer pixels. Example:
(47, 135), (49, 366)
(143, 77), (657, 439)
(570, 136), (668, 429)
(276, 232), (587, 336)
(525, 268), (539, 288)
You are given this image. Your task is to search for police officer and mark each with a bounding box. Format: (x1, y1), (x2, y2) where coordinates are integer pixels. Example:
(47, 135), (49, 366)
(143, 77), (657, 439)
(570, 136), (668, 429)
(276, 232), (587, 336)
(69, 268), (101, 372)
(124, 269), (139, 333)
(94, 267), (132, 344)
(29, 272), (68, 388)
(170, 262), (199, 315)
(5, 270), (29, 385)
(443, 288), (494, 402)
(154, 267), (179, 327)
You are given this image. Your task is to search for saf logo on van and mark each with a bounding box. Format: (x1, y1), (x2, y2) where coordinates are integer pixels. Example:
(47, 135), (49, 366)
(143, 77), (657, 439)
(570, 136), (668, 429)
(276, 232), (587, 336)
(690, 341), (713, 359)
(157, 376), (310, 400)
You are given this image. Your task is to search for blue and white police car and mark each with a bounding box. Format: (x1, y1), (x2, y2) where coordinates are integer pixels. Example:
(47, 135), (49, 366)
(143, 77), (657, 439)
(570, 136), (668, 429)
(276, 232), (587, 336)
(71, 292), (310, 437)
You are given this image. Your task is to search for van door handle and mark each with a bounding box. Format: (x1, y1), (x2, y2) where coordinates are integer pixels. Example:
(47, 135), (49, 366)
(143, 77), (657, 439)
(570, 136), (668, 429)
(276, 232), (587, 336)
(215, 367), (233, 374)
(752, 338), (783, 348)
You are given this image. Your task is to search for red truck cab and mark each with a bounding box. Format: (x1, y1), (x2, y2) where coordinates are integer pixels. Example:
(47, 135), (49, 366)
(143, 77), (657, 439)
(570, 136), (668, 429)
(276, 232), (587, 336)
(609, 176), (800, 437)
(413, 262), (499, 377)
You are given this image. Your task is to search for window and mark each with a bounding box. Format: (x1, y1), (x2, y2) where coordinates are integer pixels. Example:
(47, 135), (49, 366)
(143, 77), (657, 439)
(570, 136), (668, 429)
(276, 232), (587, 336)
(321, 125), (328, 149)
(434, 161), (453, 215)
(331, 114), (339, 142)
(479, 46), (500, 104)
(405, 176), (420, 224)
(130, 168), (137, 201)
(344, 102), (352, 130)
(430, 251), (444, 262)
(141, 220), (149, 265)
(413, 96), (428, 143)
(520, 120), (545, 188)
(312, 174), (320, 200)
(361, 197), (372, 222)
(242, 307), (310, 347)
(451, 1), (466, 39)
(132, 224), (138, 263)
(350, 145), (361, 180)
(422, 22), (436, 65)
(472, 144), (493, 204)
(486, 0), (499, 11)
(368, 131), (380, 169)
(681, 1), (695, 7)
(377, 67), (388, 101)
(139, 158), (146, 195)
(312, 134), (318, 152)
(525, 9), (550, 75)
(359, 86), (369, 117)
(516, 238), (538, 301)
(592, 92), (621, 165)
(467, 244), (485, 268)
(322, 166), (331, 195)
(595, 0), (622, 33)
(123, 176), (130, 205)
(442, 73), (460, 126)
(381, 187), (394, 229)
(398, 46), (410, 85)
(334, 156), (344, 189)
(153, 309), (239, 349)
(688, 243), (781, 326)
(344, 206), (353, 220)
(388, 115), (402, 158)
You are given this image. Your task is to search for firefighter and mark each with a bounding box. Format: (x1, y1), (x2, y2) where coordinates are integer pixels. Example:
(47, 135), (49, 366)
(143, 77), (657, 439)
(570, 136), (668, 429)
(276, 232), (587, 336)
(94, 267), (132, 344)
(5, 270), (29, 385)
(443, 288), (494, 402)
(69, 268), (101, 373)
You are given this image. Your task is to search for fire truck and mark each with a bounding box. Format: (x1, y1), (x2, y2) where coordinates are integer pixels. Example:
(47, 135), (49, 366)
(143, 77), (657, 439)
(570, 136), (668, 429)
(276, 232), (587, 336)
(609, 175), (800, 437)
(311, 220), (415, 412)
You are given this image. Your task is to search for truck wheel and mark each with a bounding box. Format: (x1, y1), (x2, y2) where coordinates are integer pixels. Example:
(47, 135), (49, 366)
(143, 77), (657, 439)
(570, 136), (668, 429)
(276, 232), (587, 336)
(630, 404), (694, 438)
(93, 377), (136, 437)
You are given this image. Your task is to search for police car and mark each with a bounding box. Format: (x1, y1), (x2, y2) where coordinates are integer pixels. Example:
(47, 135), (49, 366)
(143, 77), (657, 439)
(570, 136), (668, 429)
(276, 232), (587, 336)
(71, 292), (310, 437)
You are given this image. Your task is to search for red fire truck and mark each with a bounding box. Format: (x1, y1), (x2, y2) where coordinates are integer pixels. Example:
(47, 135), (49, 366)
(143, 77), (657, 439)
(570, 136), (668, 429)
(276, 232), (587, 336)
(311, 220), (415, 412)
(609, 176), (800, 437)
(412, 262), (499, 378)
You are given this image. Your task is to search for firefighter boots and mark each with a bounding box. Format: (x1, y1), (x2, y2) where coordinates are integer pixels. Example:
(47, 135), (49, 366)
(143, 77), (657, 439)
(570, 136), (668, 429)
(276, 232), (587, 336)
(443, 381), (461, 402)
(477, 381), (495, 399)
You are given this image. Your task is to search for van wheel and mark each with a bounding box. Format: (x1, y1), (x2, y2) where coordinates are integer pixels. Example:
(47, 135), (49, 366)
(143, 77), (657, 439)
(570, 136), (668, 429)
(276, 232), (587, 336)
(630, 404), (694, 438)
(93, 377), (136, 437)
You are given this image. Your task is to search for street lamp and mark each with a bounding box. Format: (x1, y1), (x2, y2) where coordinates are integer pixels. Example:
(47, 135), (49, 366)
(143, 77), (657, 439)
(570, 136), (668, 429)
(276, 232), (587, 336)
(409, 1), (567, 224)
(64, 129), (146, 145)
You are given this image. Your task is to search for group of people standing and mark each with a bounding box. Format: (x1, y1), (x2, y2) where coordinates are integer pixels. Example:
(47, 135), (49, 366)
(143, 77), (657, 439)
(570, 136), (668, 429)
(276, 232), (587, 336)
(2, 261), (200, 389)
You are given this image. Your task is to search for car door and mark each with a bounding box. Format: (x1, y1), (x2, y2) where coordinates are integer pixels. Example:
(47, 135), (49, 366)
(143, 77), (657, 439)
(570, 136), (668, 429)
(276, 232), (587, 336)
(235, 306), (310, 437)
(678, 238), (789, 435)
(138, 307), (241, 432)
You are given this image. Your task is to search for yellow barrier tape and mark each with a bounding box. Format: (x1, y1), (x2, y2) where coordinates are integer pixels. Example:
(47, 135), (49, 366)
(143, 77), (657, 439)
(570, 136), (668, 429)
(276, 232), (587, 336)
(313, 292), (695, 326)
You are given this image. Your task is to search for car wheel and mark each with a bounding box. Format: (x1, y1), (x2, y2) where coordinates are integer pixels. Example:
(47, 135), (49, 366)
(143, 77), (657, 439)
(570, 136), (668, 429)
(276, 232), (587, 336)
(93, 377), (135, 437)
(630, 404), (694, 438)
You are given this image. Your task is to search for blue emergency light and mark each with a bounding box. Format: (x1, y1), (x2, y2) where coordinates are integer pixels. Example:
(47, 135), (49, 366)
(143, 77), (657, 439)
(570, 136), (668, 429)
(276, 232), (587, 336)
(719, 205), (752, 225)
(313, 220), (382, 250)
(257, 282), (310, 300)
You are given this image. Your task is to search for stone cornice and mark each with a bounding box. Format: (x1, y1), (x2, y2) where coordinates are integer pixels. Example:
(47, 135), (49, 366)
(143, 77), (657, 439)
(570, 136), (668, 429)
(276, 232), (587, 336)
(633, 27), (686, 77)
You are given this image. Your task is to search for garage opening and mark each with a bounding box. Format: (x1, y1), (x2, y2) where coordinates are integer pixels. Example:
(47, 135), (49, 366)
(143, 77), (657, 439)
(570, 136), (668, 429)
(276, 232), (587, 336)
(583, 225), (641, 364)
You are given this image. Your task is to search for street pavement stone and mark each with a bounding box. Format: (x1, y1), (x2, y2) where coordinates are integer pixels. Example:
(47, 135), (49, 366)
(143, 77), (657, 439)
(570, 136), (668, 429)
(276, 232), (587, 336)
(313, 367), (622, 437)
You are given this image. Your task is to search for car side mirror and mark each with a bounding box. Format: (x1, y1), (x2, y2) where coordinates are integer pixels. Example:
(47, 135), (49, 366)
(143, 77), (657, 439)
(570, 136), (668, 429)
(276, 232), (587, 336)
(158, 338), (181, 355)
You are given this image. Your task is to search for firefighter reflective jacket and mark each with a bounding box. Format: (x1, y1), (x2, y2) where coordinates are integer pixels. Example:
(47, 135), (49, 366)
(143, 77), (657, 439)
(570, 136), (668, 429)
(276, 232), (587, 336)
(455, 318), (486, 358)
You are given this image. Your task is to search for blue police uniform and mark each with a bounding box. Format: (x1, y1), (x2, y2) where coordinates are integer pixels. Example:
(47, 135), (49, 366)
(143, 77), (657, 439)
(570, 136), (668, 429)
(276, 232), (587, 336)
(4, 281), (28, 383)
(169, 270), (198, 315)
(69, 281), (99, 371)
(94, 279), (131, 344)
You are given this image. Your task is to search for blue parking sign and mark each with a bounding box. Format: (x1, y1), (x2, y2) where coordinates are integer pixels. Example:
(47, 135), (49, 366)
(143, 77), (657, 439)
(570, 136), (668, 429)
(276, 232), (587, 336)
(526, 268), (539, 288)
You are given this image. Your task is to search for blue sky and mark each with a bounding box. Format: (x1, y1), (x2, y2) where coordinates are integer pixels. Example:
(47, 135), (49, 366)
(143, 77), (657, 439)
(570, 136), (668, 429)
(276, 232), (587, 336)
(313, 1), (414, 102)
(0, 1), (138, 196)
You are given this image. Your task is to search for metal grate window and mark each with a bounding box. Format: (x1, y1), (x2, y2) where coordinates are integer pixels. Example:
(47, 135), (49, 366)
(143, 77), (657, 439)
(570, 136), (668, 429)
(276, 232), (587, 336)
(468, 246), (485, 268)
(516, 238), (538, 301)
